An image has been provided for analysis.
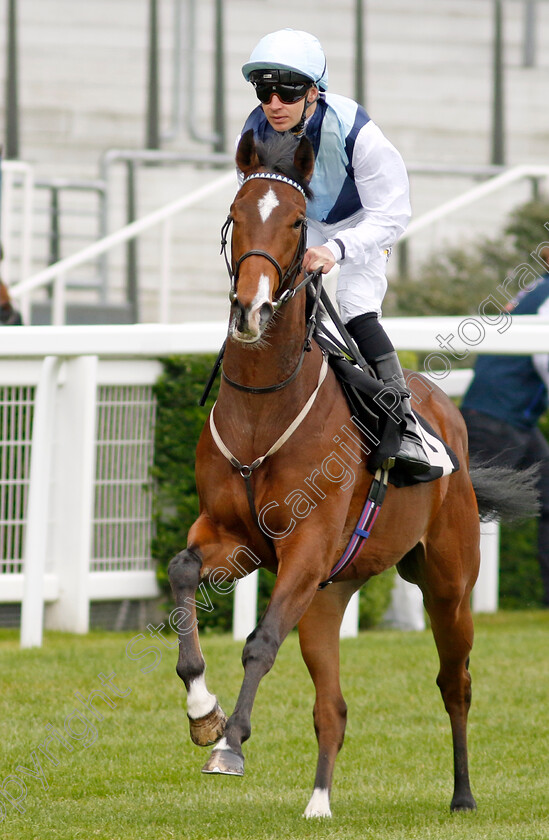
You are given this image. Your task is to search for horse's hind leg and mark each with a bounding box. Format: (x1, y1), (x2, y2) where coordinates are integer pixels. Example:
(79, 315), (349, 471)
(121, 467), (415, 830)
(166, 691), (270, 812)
(428, 589), (477, 812)
(298, 581), (358, 819)
(406, 499), (479, 812)
(168, 547), (227, 747)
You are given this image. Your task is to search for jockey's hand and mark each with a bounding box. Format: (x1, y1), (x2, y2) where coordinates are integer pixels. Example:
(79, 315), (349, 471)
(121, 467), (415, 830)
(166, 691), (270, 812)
(303, 246), (336, 275)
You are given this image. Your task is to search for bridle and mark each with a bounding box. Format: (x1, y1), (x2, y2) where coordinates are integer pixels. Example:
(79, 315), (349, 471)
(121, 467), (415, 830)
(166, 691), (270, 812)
(221, 173), (313, 311)
(220, 172), (323, 395)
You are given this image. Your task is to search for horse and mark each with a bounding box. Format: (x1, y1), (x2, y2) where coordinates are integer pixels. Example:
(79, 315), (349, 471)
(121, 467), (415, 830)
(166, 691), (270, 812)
(167, 129), (530, 819)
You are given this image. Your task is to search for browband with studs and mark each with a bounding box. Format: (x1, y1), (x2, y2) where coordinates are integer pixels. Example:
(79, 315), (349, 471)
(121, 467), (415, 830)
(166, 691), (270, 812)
(242, 172), (307, 200)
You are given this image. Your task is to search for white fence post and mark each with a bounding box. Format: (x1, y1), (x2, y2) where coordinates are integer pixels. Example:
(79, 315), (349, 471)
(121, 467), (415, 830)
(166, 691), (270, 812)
(384, 576), (426, 631)
(473, 521), (500, 613)
(20, 357), (61, 648)
(45, 356), (99, 633)
(233, 571), (258, 641)
(340, 591), (359, 638)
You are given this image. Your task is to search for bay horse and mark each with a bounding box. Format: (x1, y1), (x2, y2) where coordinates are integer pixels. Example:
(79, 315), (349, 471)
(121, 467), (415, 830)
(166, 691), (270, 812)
(167, 130), (525, 819)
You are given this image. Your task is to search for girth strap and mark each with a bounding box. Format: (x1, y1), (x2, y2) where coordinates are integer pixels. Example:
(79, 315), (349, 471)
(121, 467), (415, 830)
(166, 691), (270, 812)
(318, 466), (390, 589)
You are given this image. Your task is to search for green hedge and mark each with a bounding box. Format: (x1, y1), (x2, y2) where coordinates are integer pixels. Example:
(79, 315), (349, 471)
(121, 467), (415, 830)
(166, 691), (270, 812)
(498, 410), (549, 609)
(150, 355), (394, 631)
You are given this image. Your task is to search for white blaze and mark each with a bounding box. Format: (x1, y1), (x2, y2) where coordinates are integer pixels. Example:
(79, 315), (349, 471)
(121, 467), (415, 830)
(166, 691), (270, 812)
(258, 187), (279, 223)
(251, 274), (271, 309)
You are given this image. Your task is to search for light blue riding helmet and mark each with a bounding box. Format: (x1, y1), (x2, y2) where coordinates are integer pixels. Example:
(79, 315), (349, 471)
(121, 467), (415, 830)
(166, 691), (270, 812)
(242, 29), (329, 91)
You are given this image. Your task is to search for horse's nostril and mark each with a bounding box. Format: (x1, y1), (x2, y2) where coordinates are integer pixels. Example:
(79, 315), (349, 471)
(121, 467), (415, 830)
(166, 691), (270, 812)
(232, 299), (247, 332)
(259, 302), (274, 329)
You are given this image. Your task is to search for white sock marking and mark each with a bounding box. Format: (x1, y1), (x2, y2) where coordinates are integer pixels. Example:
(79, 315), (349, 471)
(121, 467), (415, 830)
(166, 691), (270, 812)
(186, 675), (216, 720)
(258, 187), (279, 223)
(304, 788), (332, 819)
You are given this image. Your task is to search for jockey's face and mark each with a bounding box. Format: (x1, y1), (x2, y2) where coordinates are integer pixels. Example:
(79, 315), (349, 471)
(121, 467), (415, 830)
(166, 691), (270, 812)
(261, 86), (318, 133)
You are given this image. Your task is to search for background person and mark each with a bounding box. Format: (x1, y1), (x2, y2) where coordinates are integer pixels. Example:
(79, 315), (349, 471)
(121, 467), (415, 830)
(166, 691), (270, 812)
(238, 28), (430, 476)
(461, 247), (549, 607)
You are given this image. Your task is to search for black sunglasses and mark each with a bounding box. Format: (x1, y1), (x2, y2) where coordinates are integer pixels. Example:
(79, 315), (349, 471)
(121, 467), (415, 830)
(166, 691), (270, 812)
(253, 82), (310, 104)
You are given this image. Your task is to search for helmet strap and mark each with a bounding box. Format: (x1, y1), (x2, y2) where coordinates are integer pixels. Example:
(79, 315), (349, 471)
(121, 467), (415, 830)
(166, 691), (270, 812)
(290, 88), (319, 136)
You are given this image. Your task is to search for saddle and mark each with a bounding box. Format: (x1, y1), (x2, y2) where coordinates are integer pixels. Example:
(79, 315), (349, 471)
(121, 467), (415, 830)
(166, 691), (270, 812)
(312, 290), (459, 488)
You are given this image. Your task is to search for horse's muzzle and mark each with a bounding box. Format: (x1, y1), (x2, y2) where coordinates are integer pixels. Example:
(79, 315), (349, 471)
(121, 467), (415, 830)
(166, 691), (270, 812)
(230, 298), (274, 343)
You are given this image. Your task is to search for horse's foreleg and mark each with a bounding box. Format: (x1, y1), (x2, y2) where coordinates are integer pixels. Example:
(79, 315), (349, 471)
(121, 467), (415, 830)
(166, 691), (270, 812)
(298, 582), (358, 819)
(168, 548), (227, 747)
(201, 558), (323, 777)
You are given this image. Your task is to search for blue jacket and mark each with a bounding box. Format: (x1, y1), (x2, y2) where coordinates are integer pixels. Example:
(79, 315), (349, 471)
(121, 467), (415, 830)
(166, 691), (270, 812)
(461, 274), (549, 429)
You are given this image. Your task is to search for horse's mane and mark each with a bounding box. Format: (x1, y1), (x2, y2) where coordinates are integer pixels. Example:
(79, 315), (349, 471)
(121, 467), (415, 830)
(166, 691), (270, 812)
(253, 133), (314, 200)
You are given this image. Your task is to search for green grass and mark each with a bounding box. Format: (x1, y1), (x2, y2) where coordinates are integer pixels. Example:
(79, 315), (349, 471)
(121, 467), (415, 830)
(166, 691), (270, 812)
(1, 612), (548, 839)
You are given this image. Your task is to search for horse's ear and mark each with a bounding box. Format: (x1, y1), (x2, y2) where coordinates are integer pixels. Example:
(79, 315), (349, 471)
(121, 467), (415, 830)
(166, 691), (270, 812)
(293, 136), (315, 184)
(236, 129), (261, 176)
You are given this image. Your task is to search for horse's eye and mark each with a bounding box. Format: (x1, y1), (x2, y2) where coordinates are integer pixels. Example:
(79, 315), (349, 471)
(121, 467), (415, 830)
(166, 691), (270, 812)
(293, 218), (304, 229)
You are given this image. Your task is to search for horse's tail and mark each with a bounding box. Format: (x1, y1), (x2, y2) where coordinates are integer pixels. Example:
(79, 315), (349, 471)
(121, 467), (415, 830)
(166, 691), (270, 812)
(469, 461), (540, 522)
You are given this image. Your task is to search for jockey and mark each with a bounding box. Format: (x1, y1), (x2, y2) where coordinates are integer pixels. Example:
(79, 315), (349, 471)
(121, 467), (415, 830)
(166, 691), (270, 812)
(239, 28), (430, 475)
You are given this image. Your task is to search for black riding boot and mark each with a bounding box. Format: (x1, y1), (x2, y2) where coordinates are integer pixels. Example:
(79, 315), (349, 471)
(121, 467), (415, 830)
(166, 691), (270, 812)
(371, 351), (431, 475)
(346, 313), (431, 475)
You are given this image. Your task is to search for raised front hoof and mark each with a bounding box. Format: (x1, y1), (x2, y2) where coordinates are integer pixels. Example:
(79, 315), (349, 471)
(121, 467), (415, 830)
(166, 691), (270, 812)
(450, 793), (477, 813)
(188, 703), (227, 747)
(201, 744), (244, 776)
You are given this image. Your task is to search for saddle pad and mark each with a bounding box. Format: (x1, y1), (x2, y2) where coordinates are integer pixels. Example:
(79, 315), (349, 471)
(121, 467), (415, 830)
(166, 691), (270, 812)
(391, 413), (460, 488)
(323, 348), (460, 488)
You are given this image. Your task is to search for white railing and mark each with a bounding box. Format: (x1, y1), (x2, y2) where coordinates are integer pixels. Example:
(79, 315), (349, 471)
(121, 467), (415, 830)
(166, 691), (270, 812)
(9, 171), (236, 325)
(7, 164), (549, 326)
(400, 164), (549, 241)
(2, 357), (162, 647)
(1, 316), (548, 647)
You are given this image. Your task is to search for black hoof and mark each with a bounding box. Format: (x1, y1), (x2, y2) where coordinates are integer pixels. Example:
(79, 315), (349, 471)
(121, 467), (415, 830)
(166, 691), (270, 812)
(451, 794), (477, 812)
(201, 744), (244, 776)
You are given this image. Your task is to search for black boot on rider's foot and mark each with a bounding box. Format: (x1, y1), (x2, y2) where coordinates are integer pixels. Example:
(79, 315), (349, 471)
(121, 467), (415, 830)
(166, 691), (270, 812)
(346, 313), (431, 475)
(372, 351), (431, 475)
